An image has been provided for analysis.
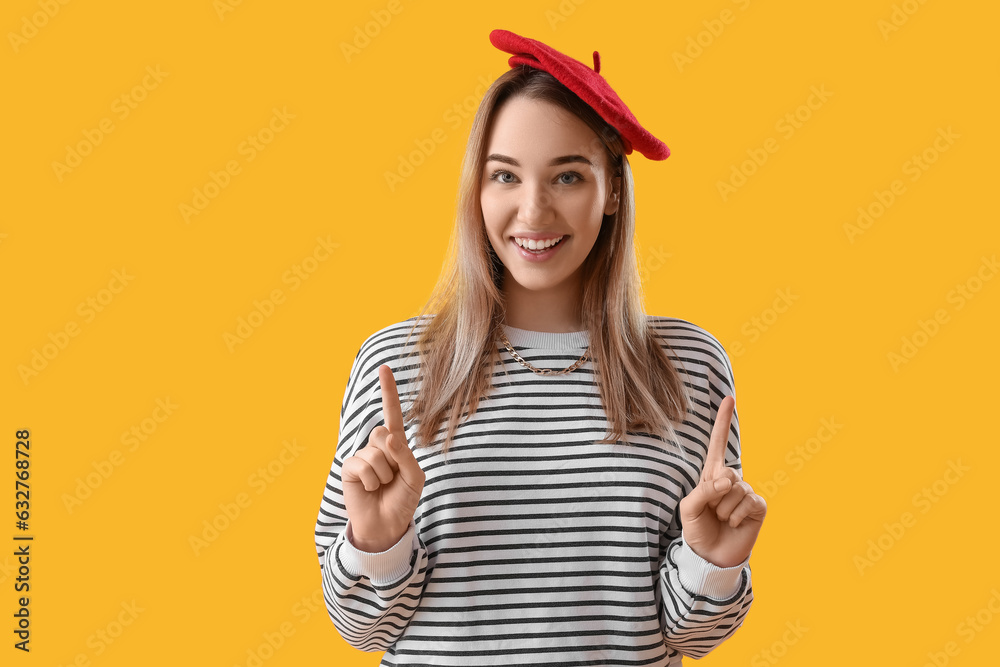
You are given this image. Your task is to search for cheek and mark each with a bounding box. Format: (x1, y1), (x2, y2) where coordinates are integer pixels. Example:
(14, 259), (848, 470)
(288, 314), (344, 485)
(565, 197), (605, 233)
(480, 204), (502, 248)
(481, 195), (507, 232)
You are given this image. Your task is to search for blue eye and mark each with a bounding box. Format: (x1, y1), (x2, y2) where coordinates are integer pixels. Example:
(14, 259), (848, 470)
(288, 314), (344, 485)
(489, 169), (516, 184)
(487, 169), (584, 185)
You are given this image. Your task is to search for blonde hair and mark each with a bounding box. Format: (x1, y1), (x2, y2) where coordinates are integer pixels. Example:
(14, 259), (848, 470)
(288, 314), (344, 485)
(400, 65), (689, 453)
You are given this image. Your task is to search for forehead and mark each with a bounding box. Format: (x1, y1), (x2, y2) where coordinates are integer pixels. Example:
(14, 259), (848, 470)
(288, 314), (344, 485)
(486, 96), (605, 163)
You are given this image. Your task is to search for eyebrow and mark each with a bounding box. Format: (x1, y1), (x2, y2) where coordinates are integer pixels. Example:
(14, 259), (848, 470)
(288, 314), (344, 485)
(485, 153), (594, 167)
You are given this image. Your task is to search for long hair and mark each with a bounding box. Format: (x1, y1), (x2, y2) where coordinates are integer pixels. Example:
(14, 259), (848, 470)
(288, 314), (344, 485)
(399, 65), (690, 454)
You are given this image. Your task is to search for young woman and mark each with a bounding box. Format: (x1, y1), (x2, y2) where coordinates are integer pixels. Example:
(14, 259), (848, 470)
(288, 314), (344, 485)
(315, 29), (767, 666)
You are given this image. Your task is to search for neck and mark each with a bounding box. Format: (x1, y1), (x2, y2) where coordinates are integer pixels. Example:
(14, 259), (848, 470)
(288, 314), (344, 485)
(501, 274), (584, 333)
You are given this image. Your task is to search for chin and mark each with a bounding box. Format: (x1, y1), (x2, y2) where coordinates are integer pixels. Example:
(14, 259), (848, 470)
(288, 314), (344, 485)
(507, 272), (571, 292)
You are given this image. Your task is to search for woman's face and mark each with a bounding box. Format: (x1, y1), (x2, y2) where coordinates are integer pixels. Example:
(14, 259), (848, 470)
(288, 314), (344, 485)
(481, 96), (620, 301)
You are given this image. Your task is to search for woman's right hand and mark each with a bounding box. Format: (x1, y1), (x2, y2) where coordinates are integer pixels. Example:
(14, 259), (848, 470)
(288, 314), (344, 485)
(341, 364), (426, 553)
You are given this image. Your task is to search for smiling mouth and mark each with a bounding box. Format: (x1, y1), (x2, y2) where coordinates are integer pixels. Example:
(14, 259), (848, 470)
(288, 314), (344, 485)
(513, 235), (565, 251)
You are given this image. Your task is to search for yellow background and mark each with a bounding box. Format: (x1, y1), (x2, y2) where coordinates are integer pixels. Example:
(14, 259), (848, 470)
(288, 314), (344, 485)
(3, 0), (998, 664)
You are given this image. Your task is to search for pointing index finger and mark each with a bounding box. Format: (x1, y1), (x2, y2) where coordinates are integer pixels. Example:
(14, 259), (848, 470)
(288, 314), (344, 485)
(378, 364), (405, 435)
(702, 395), (735, 481)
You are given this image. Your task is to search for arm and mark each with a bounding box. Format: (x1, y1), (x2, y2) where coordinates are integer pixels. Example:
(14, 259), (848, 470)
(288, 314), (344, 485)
(659, 337), (760, 657)
(658, 532), (753, 657)
(315, 341), (430, 651)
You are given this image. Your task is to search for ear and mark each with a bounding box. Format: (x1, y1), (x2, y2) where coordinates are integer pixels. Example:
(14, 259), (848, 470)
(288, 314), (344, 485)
(604, 176), (621, 216)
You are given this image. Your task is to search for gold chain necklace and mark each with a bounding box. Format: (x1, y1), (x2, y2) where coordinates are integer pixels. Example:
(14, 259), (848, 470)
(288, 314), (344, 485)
(498, 330), (590, 376)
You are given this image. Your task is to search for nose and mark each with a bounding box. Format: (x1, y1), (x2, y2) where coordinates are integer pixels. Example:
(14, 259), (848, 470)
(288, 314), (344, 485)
(516, 181), (554, 225)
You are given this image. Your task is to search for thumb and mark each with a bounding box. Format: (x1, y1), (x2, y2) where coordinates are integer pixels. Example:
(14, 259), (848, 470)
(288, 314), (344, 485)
(681, 476), (733, 521)
(386, 432), (425, 491)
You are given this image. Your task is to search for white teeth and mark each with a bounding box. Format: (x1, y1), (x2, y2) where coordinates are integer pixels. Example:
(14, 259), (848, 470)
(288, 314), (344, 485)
(515, 236), (563, 250)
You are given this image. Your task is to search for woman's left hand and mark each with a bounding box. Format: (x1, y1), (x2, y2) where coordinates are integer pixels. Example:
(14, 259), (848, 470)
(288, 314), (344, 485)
(678, 396), (767, 568)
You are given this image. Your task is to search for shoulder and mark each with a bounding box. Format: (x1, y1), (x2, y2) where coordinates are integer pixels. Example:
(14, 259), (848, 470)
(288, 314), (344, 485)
(342, 315), (432, 405)
(646, 315), (736, 393)
(647, 314), (728, 359)
(354, 315), (430, 366)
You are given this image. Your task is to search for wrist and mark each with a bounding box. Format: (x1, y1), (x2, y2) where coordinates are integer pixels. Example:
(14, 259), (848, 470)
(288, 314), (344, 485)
(339, 520), (418, 585)
(691, 545), (750, 569)
(347, 523), (404, 554)
(676, 533), (750, 600)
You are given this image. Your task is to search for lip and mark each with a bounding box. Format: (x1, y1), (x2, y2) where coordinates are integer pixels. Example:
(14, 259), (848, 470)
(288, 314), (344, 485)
(510, 236), (566, 262)
(510, 232), (566, 241)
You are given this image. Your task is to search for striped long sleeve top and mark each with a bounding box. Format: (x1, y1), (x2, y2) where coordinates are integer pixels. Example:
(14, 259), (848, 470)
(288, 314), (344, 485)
(315, 315), (754, 666)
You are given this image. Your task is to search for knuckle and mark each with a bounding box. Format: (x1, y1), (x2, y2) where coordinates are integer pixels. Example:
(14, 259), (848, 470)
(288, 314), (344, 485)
(360, 449), (383, 469)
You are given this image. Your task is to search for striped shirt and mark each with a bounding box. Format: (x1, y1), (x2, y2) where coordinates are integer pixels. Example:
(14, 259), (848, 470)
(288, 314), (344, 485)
(315, 315), (754, 666)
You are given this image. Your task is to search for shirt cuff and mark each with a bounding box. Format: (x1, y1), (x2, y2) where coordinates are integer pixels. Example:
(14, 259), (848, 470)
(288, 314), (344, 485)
(337, 520), (417, 585)
(675, 533), (750, 600)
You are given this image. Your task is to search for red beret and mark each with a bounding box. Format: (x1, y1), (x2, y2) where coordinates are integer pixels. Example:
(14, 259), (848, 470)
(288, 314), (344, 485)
(489, 29), (670, 161)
